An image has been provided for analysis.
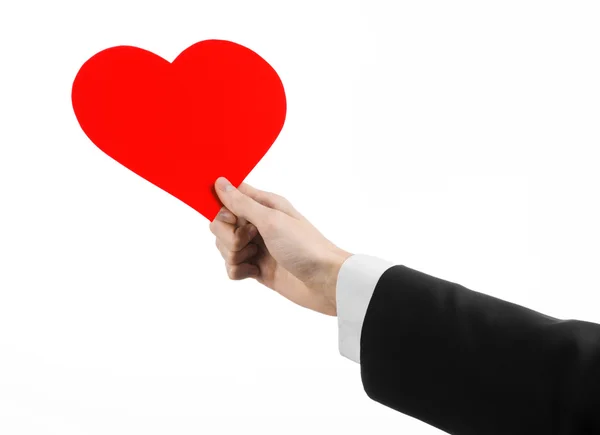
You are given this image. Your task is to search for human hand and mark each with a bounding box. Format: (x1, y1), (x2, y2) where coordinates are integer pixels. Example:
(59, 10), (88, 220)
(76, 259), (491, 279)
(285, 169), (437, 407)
(209, 177), (352, 316)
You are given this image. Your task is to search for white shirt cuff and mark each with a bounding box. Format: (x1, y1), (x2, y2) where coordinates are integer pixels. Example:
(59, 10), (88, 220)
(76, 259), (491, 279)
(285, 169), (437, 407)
(336, 254), (395, 364)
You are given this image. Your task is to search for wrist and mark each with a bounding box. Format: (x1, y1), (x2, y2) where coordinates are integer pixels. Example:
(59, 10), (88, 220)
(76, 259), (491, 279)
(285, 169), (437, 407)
(322, 248), (353, 314)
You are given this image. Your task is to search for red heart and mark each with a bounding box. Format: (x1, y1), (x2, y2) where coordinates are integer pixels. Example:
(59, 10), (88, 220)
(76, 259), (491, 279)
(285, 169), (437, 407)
(72, 40), (287, 221)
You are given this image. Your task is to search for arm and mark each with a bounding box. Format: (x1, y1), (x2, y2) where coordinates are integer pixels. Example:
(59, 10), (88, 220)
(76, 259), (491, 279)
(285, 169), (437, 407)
(348, 260), (600, 435)
(210, 177), (600, 435)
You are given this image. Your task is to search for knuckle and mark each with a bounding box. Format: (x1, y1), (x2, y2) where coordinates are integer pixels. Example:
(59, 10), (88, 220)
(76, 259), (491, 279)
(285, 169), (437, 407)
(226, 250), (238, 264)
(231, 236), (245, 251)
(273, 193), (292, 210)
(264, 192), (280, 208)
(228, 265), (243, 280)
(226, 264), (235, 279)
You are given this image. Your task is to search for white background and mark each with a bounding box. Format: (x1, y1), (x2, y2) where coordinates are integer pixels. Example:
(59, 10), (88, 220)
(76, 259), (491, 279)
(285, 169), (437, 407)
(1, 1), (599, 434)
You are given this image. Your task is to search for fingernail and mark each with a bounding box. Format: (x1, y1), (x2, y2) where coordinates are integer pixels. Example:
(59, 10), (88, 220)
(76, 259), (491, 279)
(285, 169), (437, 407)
(248, 225), (258, 239)
(249, 267), (259, 277)
(217, 177), (234, 192)
(218, 210), (233, 221)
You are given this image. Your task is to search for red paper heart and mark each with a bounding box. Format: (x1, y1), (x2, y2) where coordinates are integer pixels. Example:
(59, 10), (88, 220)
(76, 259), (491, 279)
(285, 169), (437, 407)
(72, 40), (287, 221)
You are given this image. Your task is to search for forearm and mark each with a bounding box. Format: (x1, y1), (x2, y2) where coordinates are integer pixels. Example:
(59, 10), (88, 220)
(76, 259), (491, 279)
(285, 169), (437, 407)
(359, 265), (600, 435)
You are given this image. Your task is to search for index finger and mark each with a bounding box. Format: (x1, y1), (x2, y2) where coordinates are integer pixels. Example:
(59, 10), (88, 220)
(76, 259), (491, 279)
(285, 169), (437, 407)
(214, 207), (238, 225)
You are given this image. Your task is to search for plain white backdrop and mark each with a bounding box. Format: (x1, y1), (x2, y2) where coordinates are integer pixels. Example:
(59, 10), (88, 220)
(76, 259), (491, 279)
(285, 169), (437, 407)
(1, 1), (599, 434)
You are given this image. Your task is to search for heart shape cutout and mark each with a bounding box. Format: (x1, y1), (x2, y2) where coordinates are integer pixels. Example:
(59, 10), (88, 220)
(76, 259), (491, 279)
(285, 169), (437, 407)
(72, 39), (287, 221)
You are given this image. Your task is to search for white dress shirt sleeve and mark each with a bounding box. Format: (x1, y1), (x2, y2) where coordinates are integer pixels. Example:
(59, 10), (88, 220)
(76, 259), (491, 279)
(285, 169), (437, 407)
(336, 254), (395, 364)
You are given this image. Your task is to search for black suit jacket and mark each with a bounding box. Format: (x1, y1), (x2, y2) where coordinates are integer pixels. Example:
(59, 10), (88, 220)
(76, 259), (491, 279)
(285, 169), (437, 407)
(359, 265), (600, 434)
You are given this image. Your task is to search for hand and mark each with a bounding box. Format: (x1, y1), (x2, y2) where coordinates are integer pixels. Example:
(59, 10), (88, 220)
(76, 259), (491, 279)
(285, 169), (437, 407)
(209, 177), (352, 316)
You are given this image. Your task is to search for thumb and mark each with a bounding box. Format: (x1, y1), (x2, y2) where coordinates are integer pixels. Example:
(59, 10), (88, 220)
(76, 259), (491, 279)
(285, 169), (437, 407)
(238, 182), (305, 221)
(214, 177), (270, 226)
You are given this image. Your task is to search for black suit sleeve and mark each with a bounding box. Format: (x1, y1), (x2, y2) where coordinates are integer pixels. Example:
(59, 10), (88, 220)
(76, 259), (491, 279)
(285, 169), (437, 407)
(359, 265), (600, 435)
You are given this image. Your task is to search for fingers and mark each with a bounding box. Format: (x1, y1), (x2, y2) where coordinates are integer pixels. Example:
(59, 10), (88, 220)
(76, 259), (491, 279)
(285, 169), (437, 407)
(236, 215), (249, 229)
(237, 183), (281, 208)
(225, 262), (260, 280)
(215, 207), (238, 225)
(215, 206), (248, 229)
(211, 204), (260, 280)
(214, 177), (270, 227)
(209, 218), (258, 252)
(215, 238), (259, 265)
